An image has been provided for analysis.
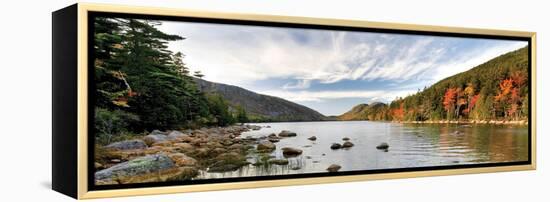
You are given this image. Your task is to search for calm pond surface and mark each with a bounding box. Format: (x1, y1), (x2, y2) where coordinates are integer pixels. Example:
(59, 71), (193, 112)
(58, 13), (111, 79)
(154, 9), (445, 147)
(197, 121), (528, 179)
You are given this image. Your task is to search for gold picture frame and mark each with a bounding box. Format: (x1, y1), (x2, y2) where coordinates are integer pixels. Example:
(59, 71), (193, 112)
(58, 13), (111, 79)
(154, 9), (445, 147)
(52, 3), (536, 199)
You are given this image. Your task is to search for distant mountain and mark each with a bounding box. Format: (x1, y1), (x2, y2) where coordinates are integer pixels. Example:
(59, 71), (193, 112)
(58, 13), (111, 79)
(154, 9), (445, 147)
(194, 78), (328, 122)
(338, 102), (388, 121)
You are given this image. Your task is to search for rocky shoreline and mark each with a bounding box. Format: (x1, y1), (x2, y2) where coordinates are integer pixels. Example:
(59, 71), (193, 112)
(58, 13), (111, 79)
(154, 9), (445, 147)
(94, 125), (318, 185)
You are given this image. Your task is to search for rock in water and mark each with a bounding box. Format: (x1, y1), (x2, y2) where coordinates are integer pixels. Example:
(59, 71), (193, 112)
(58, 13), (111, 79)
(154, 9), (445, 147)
(257, 141), (276, 151)
(376, 142), (389, 150)
(246, 125), (262, 130)
(278, 130), (297, 137)
(104, 139), (147, 150)
(268, 138), (280, 143)
(330, 143), (342, 150)
(282, 147), (303, 157)
(342, 141), (354, 148)
(342, 137), (350, 141)
(326, 164), (341, 172)
(95, 154), (195, 185)
(308, 136), (317, 141)
(268, 159), (289, 165)
(208, 152), (250, 172)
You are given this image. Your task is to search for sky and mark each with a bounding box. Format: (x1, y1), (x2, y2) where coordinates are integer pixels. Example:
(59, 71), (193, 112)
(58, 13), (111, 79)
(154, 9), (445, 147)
(157, 20), (527, 116)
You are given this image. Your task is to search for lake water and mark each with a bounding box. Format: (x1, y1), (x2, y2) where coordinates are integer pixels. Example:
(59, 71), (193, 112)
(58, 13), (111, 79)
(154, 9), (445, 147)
(197, 121), (528, 179)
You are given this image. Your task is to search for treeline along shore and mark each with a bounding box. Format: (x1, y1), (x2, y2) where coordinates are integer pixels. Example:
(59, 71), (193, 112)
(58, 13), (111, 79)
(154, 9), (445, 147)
(337, 47), (529, 124)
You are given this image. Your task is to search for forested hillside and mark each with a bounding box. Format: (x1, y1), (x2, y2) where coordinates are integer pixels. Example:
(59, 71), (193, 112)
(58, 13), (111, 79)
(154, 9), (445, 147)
(194, 79), (327, 122)
(339, 46), (529, 122)
(93, 18), (245, 144)
(338, 102), (388, 121)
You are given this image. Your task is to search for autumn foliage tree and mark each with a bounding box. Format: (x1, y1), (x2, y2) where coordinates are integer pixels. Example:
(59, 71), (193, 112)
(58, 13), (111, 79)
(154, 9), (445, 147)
(382, 47), (528, 122)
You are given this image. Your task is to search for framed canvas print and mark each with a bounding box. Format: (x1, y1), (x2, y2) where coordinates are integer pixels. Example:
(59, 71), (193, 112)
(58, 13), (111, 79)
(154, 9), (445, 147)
(52, 3), (536, 199)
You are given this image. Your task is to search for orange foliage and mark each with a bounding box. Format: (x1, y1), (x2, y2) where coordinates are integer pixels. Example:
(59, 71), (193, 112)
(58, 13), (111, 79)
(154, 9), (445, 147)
(510, 71), (526, 87)
(495, 78), (514, 102)
(392, 102), (405, 121)
(443, 88), (457, 113)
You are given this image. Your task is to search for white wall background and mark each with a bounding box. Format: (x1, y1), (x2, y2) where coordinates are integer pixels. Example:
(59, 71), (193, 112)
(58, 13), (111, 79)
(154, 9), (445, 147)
(0, 0), (547, 201)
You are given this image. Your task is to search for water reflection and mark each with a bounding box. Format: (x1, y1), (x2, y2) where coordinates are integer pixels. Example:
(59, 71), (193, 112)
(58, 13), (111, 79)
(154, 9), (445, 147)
(196, 121), (528, 179)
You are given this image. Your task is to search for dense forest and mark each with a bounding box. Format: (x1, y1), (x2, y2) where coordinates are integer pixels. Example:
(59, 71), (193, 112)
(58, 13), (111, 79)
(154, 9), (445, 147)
(93, 18), (246, 145)
(338, 47), (529, 122)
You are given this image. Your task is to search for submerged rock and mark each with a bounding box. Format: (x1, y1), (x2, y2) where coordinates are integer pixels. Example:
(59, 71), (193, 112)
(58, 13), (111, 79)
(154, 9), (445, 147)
(342, 141), (354, 148)
(326, 164), (341, 172)
(278, 130), (297, 137)
(330, 143), (342, 150)
(342, 137), (350, 141)
(282, 147), (303, 157)
(105, 139), (148, 150)
(257, 141), (276, 151)
(376, 142), (389, 150)
(453, 131), (463, 135)
(208, 152), (250, 173)
(268, 159), (289, 165)
(308, 136), (317, 141)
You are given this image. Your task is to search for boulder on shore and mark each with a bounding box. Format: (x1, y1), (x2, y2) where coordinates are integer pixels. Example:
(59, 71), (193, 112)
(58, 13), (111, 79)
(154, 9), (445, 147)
(326, 164), (341, 172)
(95, 154), (197, 185)
(330, 143), (342, 150)
(278, 130), (297, 137)
(308, 136), (317, 141)
(105, 139), (148, 150)
(282, 147), (303, 157)
(167, 153), (198, 167)
(167, 130), (189, 140)
(143, 131), (169, 146)
(376, 142), (389, 150)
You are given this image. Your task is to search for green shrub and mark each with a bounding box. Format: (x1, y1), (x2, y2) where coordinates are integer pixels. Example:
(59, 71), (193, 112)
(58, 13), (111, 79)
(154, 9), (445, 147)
(94, 108), (140, 145)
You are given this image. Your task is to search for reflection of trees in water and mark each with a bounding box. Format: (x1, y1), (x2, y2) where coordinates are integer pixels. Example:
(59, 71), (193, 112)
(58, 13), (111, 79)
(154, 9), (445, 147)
(403, 124), (527, 164)
(195, 155), (307, 179)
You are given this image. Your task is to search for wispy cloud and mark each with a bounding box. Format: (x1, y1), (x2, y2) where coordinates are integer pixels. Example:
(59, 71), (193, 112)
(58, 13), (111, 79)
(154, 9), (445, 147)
(158, 21), (527, 115)
(258, 89), (416, 103)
